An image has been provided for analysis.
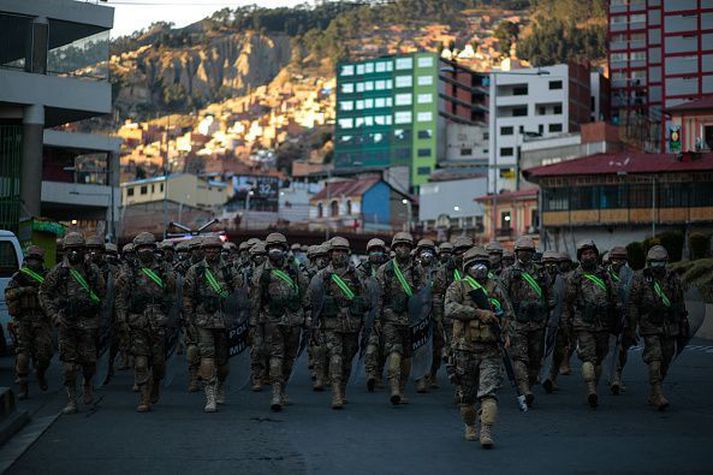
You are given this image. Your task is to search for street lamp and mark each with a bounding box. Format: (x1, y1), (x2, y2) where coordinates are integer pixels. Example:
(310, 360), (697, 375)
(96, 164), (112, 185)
(244, 190), (255, 231)
(402, 198), (412, 233)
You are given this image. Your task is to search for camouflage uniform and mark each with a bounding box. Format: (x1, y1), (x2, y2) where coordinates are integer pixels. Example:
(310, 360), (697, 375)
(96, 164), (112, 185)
(485, 241), (505, 278)
(563, 240), (617, 408)
(358, 238), (388, 392)
(541, 251), (568, 393)
(5, 246), (52, 399)
(250, 233), (309, 411)
(39, 233), (106, 414)
(445, 247), (512, 448)
(246, 242), (270, 391)
(629, 245), (687, 411)
(313, 237), (368, 409)
(500, 237), (553, 407)
(182, 237), (204, 392)
(116, 232), (177, 412)
(606, 246), (635, 394)
(98, 241), (125, 383)
(414, 239), (440, 393)
(375, 232), (425, 405)
(306, 244), (330, 391)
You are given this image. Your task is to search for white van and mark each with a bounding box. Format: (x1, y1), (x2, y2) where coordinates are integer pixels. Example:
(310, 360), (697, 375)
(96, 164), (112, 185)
(0, 230), (24, 353)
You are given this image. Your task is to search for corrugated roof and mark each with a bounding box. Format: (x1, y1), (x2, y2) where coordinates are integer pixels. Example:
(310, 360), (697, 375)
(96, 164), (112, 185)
(311, 177), (381, 201)
(667, 95), (713, 112)
(523, 151), (713, 179)
(474, 187), (538, 203)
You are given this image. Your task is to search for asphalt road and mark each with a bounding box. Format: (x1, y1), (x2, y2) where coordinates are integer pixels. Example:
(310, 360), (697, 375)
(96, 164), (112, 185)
(3, 339), (713, 475)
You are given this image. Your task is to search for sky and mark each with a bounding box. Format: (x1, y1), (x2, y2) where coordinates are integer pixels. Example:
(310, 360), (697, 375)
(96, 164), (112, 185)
(106, 0), (308, 38)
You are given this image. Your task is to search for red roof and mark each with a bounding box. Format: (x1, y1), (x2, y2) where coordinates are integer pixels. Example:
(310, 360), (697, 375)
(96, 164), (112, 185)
(667, 95), (713, 113)
(474, 187), (538, 203)
(523, 151), (713, 179)
(311, 177), (381, 201)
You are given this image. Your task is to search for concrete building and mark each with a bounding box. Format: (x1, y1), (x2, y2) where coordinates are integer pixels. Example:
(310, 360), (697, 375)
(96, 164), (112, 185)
(666, 95), (713, 152)
(475, 188), (540, 249)
(121, 174), (229, 210)
(418, 176), (487, 242)
(608, 0), (713, 151)
(0, 0), (115, 234)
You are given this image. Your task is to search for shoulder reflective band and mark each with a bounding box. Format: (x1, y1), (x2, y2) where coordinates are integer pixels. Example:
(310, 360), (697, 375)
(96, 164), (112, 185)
(521, 272), (543, 299)
(464, 275), (488, 296)
(271, 269), (297, 290)
(331, 274), (355, 300)
(609, 270), (621, 283)
(205, 268), (229, 298)
(489, 298), (502, 312)
(453, 269), (463, 281)
(584, 273), (607, 292)
(392, 260), (413, 297)
(69, 268), (101, 304)
(141, 267), (165, 289)
(488, 271), (495, 280)
(20, 267), (45, 284)
(653, 281), (671, 307)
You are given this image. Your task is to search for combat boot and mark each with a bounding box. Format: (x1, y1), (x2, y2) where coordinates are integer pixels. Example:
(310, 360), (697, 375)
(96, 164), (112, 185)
(187, 368), (200, 393)
(83, 382), (94, 405)
(204, 383), (217, 413)
(610, 370), (623, 395)
(62, 385), (79, 415)
(216, 380), (226, 405)
(428, 373), (440, 390)
(331, 382), (344, 410)
(313, 373), (325, 392)
(270, 383), (283, 412)
(479, 398), (497, 449)
(36, 368), (48, 391)
(150, 379), (160, 404)
(17, 380), (29, 400)
(387, 352), (402, 405)
(137, 385), (151, 413)
(398, 358), (411, 405)
(251, 376), (263, 392)
(582, 362), (598, 408)
(459, 406), (478, 441)
(367, 376), (376, 393)
(416, 376), (429, 394)
(649, 383), (669, 411)
(543, 376), (558, 394)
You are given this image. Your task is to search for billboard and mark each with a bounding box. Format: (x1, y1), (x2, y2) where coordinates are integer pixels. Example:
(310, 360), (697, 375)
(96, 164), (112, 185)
(231, 175), (279, 212)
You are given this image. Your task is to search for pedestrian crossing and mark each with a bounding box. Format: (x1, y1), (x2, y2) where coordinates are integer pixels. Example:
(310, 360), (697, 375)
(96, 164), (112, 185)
(628, 344), (713, 354)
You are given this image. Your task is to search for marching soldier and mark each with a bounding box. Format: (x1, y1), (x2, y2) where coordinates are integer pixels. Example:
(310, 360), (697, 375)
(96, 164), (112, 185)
(541, 251), (567, 393)
(251, 233), (309, 412)
(306, 244), (330, 391)
(607, 246), (635, 395)
(183, 237), (205, 393)
(628, 245), (688, 411)
(5, 245), (53, 399)
(116, 232), (177, 412)
(414, 239), (438, 393)
(160, 240), (176, 268)
(183, 236), (242, 412)
(247, 241), (269, 391)
(40, 233), (106, 414)
(437, 242), (454, 267)
(485, 241), (505, 277)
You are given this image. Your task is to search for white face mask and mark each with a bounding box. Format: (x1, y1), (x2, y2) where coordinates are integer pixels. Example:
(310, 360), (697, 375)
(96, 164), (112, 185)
(649, 261), (666, 268)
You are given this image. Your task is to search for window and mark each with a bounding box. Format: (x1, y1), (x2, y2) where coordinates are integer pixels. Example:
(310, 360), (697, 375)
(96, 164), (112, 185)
(611, 52), (628, 62)
(500, 147), (514, 157)
(375, 80), (386, 90)
(340, 101), (354, 111)
(418, 130), (432, 139)
(554, 104), (562, 114)
(127, 187), (135, 197)
(394, 129), (411, 141)
(365, 63), (374, 74)
(600, 185), (628, 209)
(394, 111), (412, 124)
(630, 51), (646, 61)
(538, 106), (546, 115)
(375, 98), (386, 108)
(570, 186), (598, 210)
(512, 107), (528, 117)
(544, 188), (569, 211)
(418, 56), (434, 68)
(159, 183), (164, 192)
(376, 62), (387, 73)
(140, 186), (148, 195)
(396, 57), (413, 70)
(356, 82), (365, 93)
(346, 199), (353, 215)
(417, 93), (433, 104)
(417, 166), (431, 175)
(0, 241), (19, 278)
(330, 200), (339, 217)
(386, 62), (393, 72)
(417, 75), (434, 86)
(417, 111), (433, 122)
(501, 211), (512, 229)
(395, 75), (413, 88)
(364, 98), (373, 109)
(395, 93), (412, 106)
(538, 124), (544, 135)
(338, 118), (353, 129)
(418, 148), (432, 157)
(461, 148), (472, 156)
(385, 79), (393, 89)
(341, 83), (354, 93)
(356, 64), (365, 75)
(513, 85), (528, 96)
(151, 184), (155, 193)
(531, 209), (539, 229)
(340, 65), (354, 76)
(549, 80), (563, 90)
(549, 123), (563, 133)
(364, 81), (374, 91)
(364, 116), (374, 127)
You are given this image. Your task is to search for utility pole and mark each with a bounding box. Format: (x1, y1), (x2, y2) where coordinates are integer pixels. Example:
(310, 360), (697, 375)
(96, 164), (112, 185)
(162, 114), (170, 239)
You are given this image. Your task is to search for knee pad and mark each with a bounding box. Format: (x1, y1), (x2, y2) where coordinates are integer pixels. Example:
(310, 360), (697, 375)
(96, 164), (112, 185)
(480, 397), (497, 425)
(15, 353), (30, 375)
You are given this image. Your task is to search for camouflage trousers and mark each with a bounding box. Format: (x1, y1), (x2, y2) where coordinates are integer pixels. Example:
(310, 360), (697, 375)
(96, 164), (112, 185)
(58, 325), (97, 386)
(264, 322), (301, 385)
(642, 334), (675, 383)
(575, 330), (610, 366)
(184, 320), (200, 373)
(128, 320), (167, 386)
(13, 318), (53, 382)
(453, 348), (503, 405)
(549, 324), (573, 378)
(324, 330), (359, 385)
(510, 327), (545, 389)
(364, 331), (386, 381)
(197, 327), (229, 384)
(383, 322), (412, 358)
(249, 325), (269, 385)
(308, 330), (329, 384)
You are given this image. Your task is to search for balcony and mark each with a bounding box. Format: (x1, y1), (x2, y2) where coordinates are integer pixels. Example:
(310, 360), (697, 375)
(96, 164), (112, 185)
(495, 227), (513, 238)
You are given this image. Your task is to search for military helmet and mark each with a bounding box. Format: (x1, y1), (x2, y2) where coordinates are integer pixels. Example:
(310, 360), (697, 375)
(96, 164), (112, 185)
(647, 245), (668, 261)
(541, 250), (559, 263)
(416, 238), (435, 251)
(265, 232), (288, 248)
(105, 243), (118, 254)
(576, 239), (599, 260)
(609, 246), (628, 260)
(133, 232), (156, 248)
(329, 236), (350, 252)
(462, 246), (490, 269)
(557, 252), (572, 263)
(366, 238), (387, 252)
(85, 235), (104, 249)
(249, 242), (266, 256)
(25, 245), (45, 259)
(514, 236), (536, 252)
(452, 235), (474, 251)
(238, 241), (250, 252)
(201, 236), (223, 249)
(122, 243), (135, 254)
(63, 232), (85, 249)
(307, 245), (322, 258)
(485, 241), (504, 255)
(55, 237), (64, 252)
(246, 237), (261, 248)
(301, 245), (309, 253)
(438, 242), (454, 253)
(159, 240), (175, 251)
(176, 240), (190, 252)
(291, 243), (301, 252)
(223, 242), (237, 252)
(189, 237), (203, 249)
(391, 232), (414, 248)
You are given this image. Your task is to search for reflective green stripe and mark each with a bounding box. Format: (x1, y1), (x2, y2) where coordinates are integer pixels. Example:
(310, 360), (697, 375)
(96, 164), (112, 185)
(488, 271), (495, 280)
(69, 268), (100, 304)
(271, 269), (297, 290)
(583, 273), (607, 292)
(453, 269), (463, 281)
(464, 276), (501, 311)
(521, 272), (543, 299)
(205, 268), (229, 298)
(609, 270), (621, 283)
(489, 298), (502, 311)
(20, 267), (44, 284)
(331, 274), (355, 300)
(653, 281), (671, 307)
(392, 260), (413, 297)
(141, 267), (164, 289)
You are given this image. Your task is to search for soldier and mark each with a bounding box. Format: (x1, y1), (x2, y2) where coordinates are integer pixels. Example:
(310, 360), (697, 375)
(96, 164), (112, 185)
(174, 240), (191, 273)
(39, 232), (106, 414)
(445, 247), (512, 448)
(93, 239), (125, 384)
(104, 242), (130, 373)
(485, 241), (505, 277)
(375, 232), (424, 405)
(105, 243), (120, 267)
(251, 233), (310, 411)
(562, 240), (617, 408)
(541, 251), (568, 393)
(502, 250), (515, 269)
(306, 244), (330, 391)
(160, 240), (176, 267)
(237, 241), (251, 270)
(222, 242), (237, 268)
(358, 238), (389, 391)
(183, 237), (205, 392)
(312, 237), (368, 409)
(116, 232), (176, 412)
(500, 236), (553, 408)
(414, 239), (438, 393)
(438, 242), (454, 267)
(121, 243), (137, 273)
(556, 252), (575, 375)
(5, 245), (53, 399)
(183, 236), (242, 412)
(607, 246), (635, 395)
(629, 245), (687, 411)
(247, 241), (270, 391)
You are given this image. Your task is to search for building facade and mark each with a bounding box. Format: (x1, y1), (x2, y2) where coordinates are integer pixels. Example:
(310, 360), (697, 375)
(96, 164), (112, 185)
(418, 176), (487, 241)
(121, 174), (229, 210)
(475, 188), (540, 249)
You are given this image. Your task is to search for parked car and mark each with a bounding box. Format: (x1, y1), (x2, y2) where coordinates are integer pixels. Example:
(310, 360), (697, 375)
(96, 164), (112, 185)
(0, 230), (24, 354)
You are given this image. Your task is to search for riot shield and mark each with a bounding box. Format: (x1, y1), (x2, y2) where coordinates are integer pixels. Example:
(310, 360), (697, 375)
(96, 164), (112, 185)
(162, 273), (183, 389)
(408, 284), (433, 382)
(359, 275), (381, 359)
(95, 272), (115, 387)
(225, 285), (251, 391)
(676, 286), (707, 359)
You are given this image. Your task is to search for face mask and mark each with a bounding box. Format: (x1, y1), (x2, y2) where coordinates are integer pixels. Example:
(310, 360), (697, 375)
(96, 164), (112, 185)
(138, 249), (154, 264)
(67, 250), (84, 265)
(89, 250), (102, 264)
(439, 253), (452, 265)
(467, 262), (489, 281)
(394, 246), (411, 261)
(649, 261), (666, 269)
(105, 255), (118, 266)
(517, 251), (533, 265)
(489, 254), (502, 268)
(268, 248), (285, 263)
(26, 257), (43, 272)
(252, 255), (266, 266)
(332, 251), (349, 267)
(545, 263), (559, 277)
(611, 260), (626, 272)
(420, 250), (434, 266)
(369, 251), (385, 264)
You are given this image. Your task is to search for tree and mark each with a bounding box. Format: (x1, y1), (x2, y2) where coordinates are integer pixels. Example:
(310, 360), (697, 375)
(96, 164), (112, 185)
(494, 20), (520, 56)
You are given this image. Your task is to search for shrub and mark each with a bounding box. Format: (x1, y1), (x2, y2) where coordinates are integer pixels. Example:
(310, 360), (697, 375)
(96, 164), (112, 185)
(689, 232), (710, 260)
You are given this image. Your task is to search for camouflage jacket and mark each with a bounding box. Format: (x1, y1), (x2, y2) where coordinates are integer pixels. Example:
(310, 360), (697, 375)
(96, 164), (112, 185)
(312, 264), (369, 333)
(116, 259), (177, 328)
(250, 259), (309, 327)
(375, 258), (425, 326)
(500, 262), (554, 330)
(39, 260), (106, 330)
(629, 268), (685, 337)
(432, 261), (462, 324)
(356, 260), (381, 281)
(5, 267), (48, 321)
(183, 258), (243, 330)
(563, 266), (618, 332)
(445, 276), (513, 352)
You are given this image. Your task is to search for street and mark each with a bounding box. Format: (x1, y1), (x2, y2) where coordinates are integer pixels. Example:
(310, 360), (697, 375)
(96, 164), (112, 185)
(2, 339), (712, 475)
